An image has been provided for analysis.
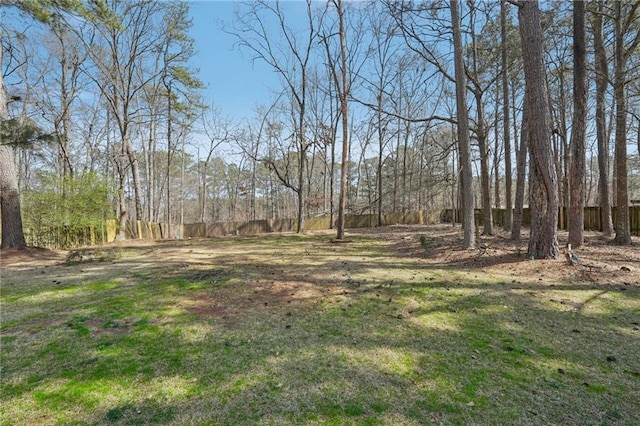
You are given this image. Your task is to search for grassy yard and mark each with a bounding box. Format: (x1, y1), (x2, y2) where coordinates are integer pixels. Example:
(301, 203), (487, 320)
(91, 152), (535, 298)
(1, 228), (639, 425)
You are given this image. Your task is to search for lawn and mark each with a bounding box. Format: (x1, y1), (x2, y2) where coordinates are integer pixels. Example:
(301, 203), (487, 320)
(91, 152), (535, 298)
(1, 226), (639, 425)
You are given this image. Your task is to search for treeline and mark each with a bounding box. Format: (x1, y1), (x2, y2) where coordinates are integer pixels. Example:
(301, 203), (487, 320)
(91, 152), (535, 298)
(1, 1), (639, 252)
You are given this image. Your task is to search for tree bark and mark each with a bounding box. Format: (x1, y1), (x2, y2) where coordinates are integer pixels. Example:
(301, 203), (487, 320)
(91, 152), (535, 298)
(124, 135), (143, 224)
(335, 0), (349, 240)
(568, 0), (586, 247)
(511, 106), (528, 242)
(0, 43), (27, 249)
(613, 0), (632, 244)
(450, 0), (475, 249)
(593, 1), (613, 237)
(502, 0), (513, 232)
(518, 0), (559, 259)
(475, 90), (493, 235)
(469, 4), (492, 236)
(0, 145), (27, 249)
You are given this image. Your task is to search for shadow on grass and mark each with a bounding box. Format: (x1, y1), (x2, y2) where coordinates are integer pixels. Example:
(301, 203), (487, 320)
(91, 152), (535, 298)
(1, 233), (639, 425)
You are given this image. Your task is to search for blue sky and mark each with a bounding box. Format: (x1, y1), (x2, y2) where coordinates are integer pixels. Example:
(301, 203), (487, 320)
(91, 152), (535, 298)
(188, 1), (282, 119)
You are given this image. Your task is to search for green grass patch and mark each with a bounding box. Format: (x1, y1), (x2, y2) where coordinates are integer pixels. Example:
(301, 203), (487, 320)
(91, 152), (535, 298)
(2, 234), (639, 425)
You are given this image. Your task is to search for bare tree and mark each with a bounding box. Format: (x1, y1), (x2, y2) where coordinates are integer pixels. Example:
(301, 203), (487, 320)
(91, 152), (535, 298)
(320, 0), (364, 238)
(231, 0), (322, 233)
(544, 4), (573, 223)
(79, 0), (201, 238)
(82, 0), (165, 237)
(36, 20), (89, 185)
(568, 0), (586, 247)
(330, 0), (349, 241)
(612, 1), (640, 245)
(501, 0), (513, 232)
(199, 105), (235, 222)
(361, 4), (398, 226)
(308, 66), (339, 224)
(451, 0), (476, 249)
(592, 1), (613, 236)
(467, 1), (498, 236)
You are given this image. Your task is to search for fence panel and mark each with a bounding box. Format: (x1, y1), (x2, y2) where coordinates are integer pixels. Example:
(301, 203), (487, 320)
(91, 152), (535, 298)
(632, 207), (640, 236)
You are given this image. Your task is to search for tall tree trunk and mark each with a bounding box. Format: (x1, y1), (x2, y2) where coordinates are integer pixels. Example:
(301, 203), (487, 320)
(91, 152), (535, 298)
(330, 125), (336, 228)
(336, 0), (349, 240)
(124, 135), (142, 226)
(568, 0), (587, 247)
(494, 78), (502, 210)
(511, 107), (528, 242)
(0, 46), (27, 250)
(593, 1), (613, 236)
(554, 70), (569, 218)
(296, 150), (306, 233)
(114, 145), (127, 241)
(0, 146), (27, 250)
(377, 108), (385, 226)
(401, 123), (410, 213)
(502, 0), (513, 232)
(518, 0), (559, 259)
(147, 105), (157, 223)
(475, 91), (493, 235)
(451, 0), (475, 249)
(166, 84), (172, 239)
(637, 119), (640, 159)
(469, 4), (493, 236)
(613, 0), (632, 244)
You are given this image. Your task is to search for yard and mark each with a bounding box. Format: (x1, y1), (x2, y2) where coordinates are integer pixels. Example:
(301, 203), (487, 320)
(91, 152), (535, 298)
(1, 225), (639, 425)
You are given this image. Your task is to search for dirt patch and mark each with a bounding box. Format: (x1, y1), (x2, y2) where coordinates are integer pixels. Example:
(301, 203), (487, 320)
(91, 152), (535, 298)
(351, 224), (640, 287)
(1, 247), (67, 269)
(3, 317), (67, 336)
(184, 277), (345, 328)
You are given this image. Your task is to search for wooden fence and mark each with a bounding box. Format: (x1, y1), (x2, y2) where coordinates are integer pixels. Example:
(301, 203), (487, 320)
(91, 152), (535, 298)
(445, 206), (640, 234)
(24, 206), (640, 249)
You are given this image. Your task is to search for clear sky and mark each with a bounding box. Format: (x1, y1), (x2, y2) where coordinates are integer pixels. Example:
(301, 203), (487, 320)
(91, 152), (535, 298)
(187, 1), (282, 120)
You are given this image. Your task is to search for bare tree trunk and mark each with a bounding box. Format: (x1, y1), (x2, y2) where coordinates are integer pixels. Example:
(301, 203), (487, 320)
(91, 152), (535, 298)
(469, 4), (492, 236)
(296, 153), (306, 233)
(593, 1), (613, 236)
(401, 123), (410, 213)
(335, 0), (349, 240)
(51, 26), (82, 185)
(475, 91), (493, 235)
(502, 0), (513, 232)
(511, 109), (528, 242)
(451, 0), (475, 249)
(124, 135), (142, 225)
(330, 125), (336, 228)
(494, 78), (502, 210)
(613, 0), (633, 245)
(377, 113), (385, 226)
(114, 147), (127, 241)
(148, 105), (157, 222)
(166, 83), (172, 239)
(518, 0), (559, 259)
(568, 0), (586, 247)
(637, 119), (640, 161)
